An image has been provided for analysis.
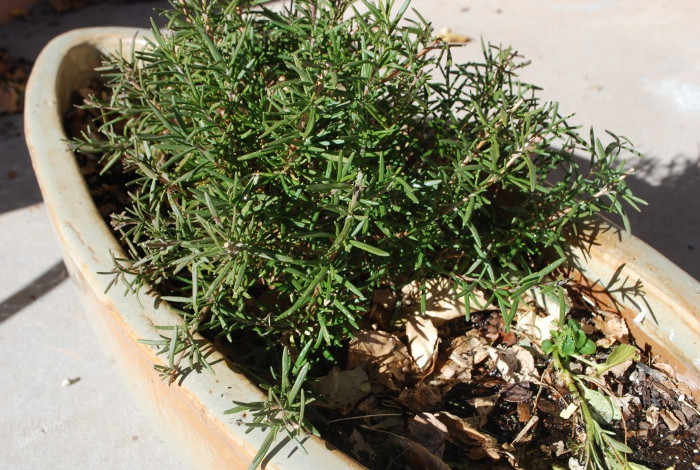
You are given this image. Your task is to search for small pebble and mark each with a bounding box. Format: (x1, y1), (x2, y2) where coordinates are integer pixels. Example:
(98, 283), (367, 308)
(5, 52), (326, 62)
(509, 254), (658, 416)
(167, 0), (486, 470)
(61, 377), (80, 387)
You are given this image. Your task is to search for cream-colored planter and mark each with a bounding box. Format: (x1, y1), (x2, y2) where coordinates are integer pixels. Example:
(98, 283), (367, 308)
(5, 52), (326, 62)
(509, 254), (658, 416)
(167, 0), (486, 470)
(25, 27), (700, 469)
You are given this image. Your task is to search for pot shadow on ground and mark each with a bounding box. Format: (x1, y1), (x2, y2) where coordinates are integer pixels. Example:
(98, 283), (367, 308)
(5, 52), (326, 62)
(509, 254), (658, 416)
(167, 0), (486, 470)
(0, 114), (43, 214)
(605, 152), (700, 281)
(557, 148), (699, 282)
(0, 260), (68, 323)
(0, 1), (170, 317)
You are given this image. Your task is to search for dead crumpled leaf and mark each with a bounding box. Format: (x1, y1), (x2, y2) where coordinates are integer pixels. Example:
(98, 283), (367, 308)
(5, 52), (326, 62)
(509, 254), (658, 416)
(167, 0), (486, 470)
(470, 395), (499, 427)
(592, 311), (629, 348)
(348, 429), (375, 460)
(659, 409), (684, 432)
(604, 358), (634, 379)
(435, 411), (502, 460)
(348, 329), (415, 390)
(315, 366), (371, 413)
(406, 314), (439, 372)
(401, 277), (489, 326)
(645, 405), (659, 428)
(501, 381), (533, 403)
(550, 440), (567, 457)
(369, 288), (396, 328)
(651, 361), (677, 380)
(489, 345), (537, 382)
(436, 26), (470, 44)
(399, 381), (443, 411)
(361, 427), (451, 470)
(434, 330), (490, 385)
(408, 412), (449, 458)
(516, 308), (559, 342)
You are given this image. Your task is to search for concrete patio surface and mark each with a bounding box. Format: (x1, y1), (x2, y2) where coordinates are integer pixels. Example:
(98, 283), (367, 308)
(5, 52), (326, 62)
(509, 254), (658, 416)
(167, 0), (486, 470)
(1, 0), (698, 468)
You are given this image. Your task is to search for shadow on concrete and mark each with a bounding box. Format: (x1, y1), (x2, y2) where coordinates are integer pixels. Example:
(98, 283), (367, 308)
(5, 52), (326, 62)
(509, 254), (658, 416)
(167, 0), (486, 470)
(0, 260), (69, 323)
(1, 115), (43, 214)
(0, 0), (169, 216)
(606, 152), (700, 281)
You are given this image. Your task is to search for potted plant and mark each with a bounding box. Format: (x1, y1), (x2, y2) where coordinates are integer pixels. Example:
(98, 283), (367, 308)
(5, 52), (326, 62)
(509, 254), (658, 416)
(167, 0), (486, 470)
(25, 0), (700, 468)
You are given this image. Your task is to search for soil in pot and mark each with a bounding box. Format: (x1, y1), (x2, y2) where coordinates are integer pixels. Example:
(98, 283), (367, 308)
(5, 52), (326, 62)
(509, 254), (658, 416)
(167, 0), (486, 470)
(64, 76), (700, 470)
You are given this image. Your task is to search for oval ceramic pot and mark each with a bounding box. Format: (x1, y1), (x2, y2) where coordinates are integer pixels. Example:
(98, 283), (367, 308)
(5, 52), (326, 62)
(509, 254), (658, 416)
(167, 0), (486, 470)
(25, 27), (700, 469)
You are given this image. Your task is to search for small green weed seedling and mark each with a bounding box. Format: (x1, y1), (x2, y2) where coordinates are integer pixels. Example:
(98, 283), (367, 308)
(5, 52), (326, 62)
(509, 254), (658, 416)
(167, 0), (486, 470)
(544, 318), (646, 470)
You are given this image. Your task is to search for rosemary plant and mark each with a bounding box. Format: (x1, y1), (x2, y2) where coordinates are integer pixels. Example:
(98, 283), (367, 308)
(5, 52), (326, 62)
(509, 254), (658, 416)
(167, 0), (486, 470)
(71, 0), (643, 464)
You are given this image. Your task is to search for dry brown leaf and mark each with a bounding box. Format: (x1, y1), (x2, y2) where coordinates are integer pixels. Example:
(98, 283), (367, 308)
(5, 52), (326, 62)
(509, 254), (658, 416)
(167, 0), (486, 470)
(385, 431), (452, 470)
(408, 412), (449, 458)
(370, 415), (404, 431)
(501, 382), (533, 403)
(659, 409), (682, 432)
(652, 361), (677, 380)
(401, 277), (489, 326)
(645, 405), (659, 428)
(489, 345), (536, 382)
(516, 308), (558, 342)
(676, 381), (695, 402)
(436, 26), (470, 44)
(315, 366), (370, 413)
(434, 331), (491, 384)
(435, 411), (502, 460)
(348, 329), (414, 390)
(406, 315), (438, 371)
(617, 395), (638, 419)
(470, 395), (499, 427)
(673, 408), (688, 427)
(516, 402), (532, 423)
(349, 429), (375, 460)
(370, 288), (397, 328)
(550, 441), (566, 457)
(680, 402), (698, 420)
(592, 312), (629, 348)
(399, 381), (442, 411)
(606, 359), (634, 379)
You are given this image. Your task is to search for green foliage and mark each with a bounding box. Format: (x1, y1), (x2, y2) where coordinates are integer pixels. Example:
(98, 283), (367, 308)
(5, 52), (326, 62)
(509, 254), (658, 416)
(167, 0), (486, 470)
(542, 318), (596, 359)
(70, 0), (644, 462)
(226, 346), (318, 470)
(543, 320), (646, 470)
(596, 343), (638, 375)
